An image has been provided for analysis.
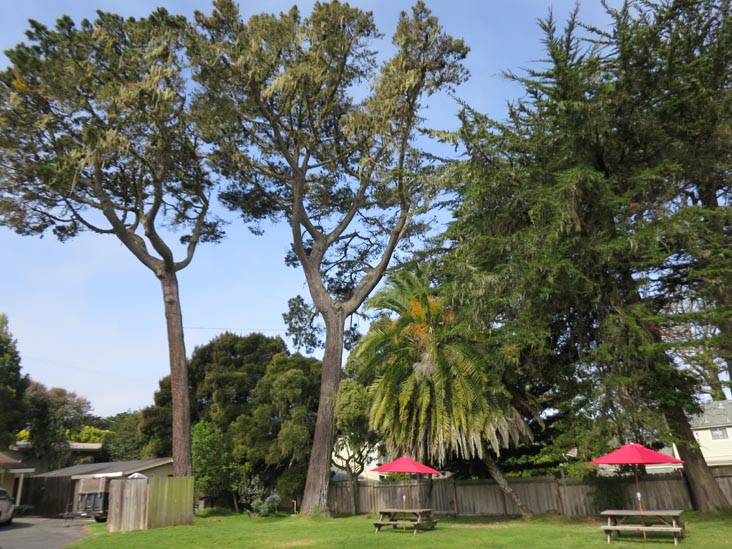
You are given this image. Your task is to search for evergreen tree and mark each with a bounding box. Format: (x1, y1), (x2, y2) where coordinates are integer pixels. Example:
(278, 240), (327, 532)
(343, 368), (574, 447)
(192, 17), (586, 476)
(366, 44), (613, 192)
(0, 314), (28, 448)
(191, 332), (288, 430)
(0, 9), (228, 477)
(139, 332), (289, 457)
(446, 1), (731, 511)
(228, 352), (322, 497)
(191, 0), (468, 513)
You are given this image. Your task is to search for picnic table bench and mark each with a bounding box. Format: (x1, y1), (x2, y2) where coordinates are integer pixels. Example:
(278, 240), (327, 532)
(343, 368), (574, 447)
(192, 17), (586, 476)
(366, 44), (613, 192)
(600, 510), (685, 545)
(373, 508), (438, 535)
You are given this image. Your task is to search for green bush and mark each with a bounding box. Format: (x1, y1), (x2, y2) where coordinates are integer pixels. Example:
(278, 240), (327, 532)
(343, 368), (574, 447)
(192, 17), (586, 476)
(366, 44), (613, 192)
(238, 474), (265, 512)
(251, 494), (280, 517)
(14, 504), (35, 516)
(586, 473), (631, 511)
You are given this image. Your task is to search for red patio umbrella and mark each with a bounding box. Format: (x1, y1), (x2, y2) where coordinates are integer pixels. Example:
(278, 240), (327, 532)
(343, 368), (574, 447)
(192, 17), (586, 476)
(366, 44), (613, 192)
(371, 456), (441, 475)
(591, 443), (684, 512)
(372, 457), (441, 512)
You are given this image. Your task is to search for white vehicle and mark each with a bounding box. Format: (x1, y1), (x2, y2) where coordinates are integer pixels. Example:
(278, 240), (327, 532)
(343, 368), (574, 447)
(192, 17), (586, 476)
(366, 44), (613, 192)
(0, 488), (15, 525)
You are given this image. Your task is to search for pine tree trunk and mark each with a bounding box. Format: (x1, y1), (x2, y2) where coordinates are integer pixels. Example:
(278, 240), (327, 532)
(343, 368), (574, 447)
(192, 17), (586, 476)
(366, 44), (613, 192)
(484, 452), (533, 517)
(663, 402), (731, 511)
(160, 270), (192, 477)
(301, 315), (344, 515)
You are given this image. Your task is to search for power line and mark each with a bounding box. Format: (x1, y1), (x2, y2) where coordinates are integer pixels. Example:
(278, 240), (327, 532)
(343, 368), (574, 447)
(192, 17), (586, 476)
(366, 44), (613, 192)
(21, 355), (150, 382)
(184, 326), (285, 333)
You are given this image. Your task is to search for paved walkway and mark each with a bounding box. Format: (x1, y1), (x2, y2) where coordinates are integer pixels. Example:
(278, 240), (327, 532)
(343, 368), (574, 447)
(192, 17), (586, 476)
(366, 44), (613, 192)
(0, 516), (93, 549)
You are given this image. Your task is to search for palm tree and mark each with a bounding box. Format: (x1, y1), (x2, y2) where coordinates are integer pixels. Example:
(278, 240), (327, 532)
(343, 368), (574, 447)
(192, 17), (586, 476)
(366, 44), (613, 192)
(353, 266), (534, 516)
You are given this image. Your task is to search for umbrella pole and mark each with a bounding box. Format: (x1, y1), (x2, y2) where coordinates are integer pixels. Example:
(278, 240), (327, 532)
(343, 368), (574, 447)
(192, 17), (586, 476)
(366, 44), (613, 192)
(635, 466), (647, 540)
(402, 487), (407, 532)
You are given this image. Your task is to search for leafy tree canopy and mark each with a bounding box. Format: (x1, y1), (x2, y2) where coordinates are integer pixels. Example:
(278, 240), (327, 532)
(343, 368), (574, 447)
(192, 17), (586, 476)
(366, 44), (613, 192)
(102, 410), (146, 462)
(23, 381), (92, 469)
(191, 332), (288, 430)
(192, 420), (248, 510)
(139, 332), (290, 457)
(229, 352), (321, 480)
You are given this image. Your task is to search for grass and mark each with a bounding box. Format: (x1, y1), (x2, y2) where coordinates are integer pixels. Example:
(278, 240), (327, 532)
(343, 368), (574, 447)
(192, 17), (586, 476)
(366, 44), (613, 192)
(69, 510), (732, 548)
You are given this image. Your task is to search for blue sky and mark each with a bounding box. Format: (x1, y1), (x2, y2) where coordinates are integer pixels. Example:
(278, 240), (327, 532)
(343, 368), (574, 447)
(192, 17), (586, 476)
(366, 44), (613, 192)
(0, 0), (615, 417)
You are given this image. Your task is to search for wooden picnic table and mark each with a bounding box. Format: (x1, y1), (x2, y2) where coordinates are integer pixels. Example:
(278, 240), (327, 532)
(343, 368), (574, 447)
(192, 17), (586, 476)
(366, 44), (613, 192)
(373, 508), (438, 535)
(600, 509), (685, 545)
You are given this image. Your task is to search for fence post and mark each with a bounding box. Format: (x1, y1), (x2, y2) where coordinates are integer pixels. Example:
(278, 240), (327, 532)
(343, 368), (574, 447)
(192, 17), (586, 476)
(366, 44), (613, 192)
(452, 479), (459, 516)
(556, 477), (565, 516)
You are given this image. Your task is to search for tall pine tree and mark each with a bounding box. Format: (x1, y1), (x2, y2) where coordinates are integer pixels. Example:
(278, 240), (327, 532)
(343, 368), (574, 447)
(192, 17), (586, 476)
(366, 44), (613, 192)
(446, 1), (731, 511)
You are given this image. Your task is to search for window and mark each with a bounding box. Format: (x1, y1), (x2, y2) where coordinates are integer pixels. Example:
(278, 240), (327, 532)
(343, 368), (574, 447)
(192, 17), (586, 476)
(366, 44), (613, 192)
(710, 427), (729, 441)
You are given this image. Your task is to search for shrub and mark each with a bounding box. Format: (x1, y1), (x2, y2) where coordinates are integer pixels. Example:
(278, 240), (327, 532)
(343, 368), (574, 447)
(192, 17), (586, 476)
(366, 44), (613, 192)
(251, 494), (280, 517)
(14, 504), (35, 516)
(585, 471), (631, 511)
(238, 474), (265, 512)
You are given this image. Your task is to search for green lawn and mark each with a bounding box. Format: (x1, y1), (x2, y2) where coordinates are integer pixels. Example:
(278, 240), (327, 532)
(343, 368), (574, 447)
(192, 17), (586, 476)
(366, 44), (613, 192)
(70, 510), (732, 548)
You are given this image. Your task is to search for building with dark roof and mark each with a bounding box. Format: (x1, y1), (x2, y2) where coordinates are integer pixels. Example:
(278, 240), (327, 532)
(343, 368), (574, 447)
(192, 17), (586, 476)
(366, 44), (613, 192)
(25, 457), (173, 517)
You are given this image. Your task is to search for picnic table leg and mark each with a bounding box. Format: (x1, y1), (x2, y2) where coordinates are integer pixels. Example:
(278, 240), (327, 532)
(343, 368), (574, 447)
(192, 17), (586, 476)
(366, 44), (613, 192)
(676, 517), (685, 538)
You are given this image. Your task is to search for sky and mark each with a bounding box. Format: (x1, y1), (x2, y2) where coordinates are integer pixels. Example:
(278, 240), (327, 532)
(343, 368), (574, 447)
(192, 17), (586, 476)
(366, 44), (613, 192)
(0, 0), (617, 418)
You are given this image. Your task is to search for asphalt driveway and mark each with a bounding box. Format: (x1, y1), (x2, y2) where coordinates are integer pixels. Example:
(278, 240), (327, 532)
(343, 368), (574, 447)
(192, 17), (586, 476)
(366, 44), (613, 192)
(0, 516), (93, 549)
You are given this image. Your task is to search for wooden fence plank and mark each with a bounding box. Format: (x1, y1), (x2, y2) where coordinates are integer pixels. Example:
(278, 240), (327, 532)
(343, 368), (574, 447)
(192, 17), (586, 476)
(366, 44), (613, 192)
(147, 476), (193, 529)
(107, 476), (193, 532)
(108, 478), (147, 532)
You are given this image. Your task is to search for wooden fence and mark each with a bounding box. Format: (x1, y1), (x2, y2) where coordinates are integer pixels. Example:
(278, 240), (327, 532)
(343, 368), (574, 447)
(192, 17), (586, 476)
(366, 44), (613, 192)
(107, 476), (193, 532)
(329, 470), (732, 517)
(25, 476), (75, 517)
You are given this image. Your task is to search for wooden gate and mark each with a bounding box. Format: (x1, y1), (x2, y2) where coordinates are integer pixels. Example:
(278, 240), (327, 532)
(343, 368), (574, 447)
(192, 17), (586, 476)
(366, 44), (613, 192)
(25, 476), (75, 517)
(107, 476), (193, 532)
